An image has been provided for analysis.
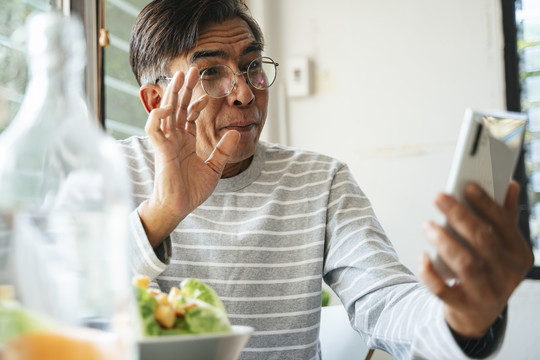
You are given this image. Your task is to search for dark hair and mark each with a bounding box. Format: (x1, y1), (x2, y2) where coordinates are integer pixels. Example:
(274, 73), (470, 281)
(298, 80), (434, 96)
(129, 0), (264, 86)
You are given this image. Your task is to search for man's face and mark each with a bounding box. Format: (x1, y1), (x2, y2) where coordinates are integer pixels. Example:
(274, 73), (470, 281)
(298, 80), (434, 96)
(168, 18), (268, 171)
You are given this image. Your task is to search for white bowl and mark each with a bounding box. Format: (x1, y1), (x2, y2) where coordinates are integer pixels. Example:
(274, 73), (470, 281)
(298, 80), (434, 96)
(138, 325), (254, 360)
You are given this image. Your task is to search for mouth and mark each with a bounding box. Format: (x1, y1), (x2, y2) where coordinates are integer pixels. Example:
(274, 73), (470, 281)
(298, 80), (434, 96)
(223, 122), (257, 133)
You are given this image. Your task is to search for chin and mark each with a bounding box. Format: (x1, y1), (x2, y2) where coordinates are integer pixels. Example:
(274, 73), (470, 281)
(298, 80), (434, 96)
(230, 145), (257, 163)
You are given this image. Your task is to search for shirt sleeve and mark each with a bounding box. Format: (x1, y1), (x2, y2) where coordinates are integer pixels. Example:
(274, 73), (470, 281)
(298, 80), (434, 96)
(128, 208), (171, 279)
(452, 308), (507, 358)
(118, 136), (172, 280)
(322, 164), (506, 360)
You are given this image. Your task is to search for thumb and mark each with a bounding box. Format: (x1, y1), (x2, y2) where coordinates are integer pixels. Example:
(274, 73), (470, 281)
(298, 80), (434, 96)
(205, 130), (240, 174)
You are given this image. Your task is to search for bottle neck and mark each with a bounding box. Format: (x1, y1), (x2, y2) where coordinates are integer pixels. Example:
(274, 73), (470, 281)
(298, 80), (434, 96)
(29, 58), (85, 97)
(19, 59), (88, 130)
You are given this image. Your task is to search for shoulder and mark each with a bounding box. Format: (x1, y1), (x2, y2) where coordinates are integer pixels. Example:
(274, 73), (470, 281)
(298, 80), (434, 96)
(116, 136), (154, 156)
(260, 141), (345, 172)
(261, 142), (362, 191)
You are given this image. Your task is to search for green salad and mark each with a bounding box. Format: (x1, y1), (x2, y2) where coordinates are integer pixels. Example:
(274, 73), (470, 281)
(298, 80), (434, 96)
(134, 276), (232, 337)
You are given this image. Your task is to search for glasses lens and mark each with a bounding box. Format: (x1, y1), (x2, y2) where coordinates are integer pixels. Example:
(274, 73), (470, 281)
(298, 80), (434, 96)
(201, 65), (234, 98)
(247, 57), (276, 90)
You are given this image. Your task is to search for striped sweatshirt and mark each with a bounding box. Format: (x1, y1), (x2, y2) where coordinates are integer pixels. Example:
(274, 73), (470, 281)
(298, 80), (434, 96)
(119, 136), (500, 360)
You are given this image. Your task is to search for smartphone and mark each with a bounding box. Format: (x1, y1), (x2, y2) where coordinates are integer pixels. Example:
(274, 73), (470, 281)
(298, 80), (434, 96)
(431, 108), (527, 280)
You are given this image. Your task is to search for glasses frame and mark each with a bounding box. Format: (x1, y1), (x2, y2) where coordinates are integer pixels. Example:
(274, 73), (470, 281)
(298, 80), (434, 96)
(154, 56), (279, 99)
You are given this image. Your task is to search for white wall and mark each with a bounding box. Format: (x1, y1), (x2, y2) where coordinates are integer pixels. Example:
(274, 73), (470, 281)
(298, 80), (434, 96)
(251, 0), (506, 274)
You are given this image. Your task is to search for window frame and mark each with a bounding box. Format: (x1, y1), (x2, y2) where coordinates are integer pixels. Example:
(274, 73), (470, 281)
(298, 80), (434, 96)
(502, 0), (540, 279)
(69, 0), (104, 127)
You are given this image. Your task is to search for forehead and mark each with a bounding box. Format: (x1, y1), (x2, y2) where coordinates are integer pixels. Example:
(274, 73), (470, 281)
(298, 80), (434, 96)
(188, 18), (259, 63)
(168, 18), (261, 73)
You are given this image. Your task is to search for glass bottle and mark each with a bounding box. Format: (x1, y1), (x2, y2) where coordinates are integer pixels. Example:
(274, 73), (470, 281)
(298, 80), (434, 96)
(0, 11), (135, 360)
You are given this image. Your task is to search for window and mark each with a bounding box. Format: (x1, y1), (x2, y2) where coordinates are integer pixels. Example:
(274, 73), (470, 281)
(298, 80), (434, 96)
(518, 0), (540, 272)
(504, 0), (540, 276)
(103, 0), (149, 139)
(0, 0), (148, 135)
(0, 0), (54, 132)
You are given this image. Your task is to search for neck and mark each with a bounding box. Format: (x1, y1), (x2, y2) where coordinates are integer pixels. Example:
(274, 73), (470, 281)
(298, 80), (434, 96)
(221, 156), (253, 178)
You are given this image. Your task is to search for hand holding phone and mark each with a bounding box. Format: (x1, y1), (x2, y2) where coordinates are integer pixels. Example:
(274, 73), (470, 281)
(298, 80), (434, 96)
(431, 108), (527, 280)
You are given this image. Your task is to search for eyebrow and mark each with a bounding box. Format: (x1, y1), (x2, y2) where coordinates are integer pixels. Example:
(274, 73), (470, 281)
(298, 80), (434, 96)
(189, 41), (264, 64)
(241, 41), (264, 56)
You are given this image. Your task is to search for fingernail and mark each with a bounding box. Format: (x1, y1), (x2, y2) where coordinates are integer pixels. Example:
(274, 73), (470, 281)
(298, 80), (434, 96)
(422, 221), (436, 238)
(418, 252), (430, 265)
(435, 193), (452, 211)
(465, 182), (483, 199)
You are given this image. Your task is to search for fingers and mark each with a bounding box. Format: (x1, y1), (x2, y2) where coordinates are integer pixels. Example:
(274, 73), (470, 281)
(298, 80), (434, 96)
(161, 71), (184, 105)
(145, 105), (173, 143)
(434, 192), (495, 251)
(148, 68), (204, 137)
(432, 181), (530, 279)
(433, 191), (505, 279)
(419, 248), (505, 338)
(418, 252), (459, 303)
(187, 95), (209, 122)
(503, 180), (520, 216)
(160, 71), (184, 134)
(176, 67), (200, 130)
(185, 95), (209, 137)
(424, 181), (533, 339)
(464, 182), (521, 249)
(422, 220), (482, 280)
(205, 130), (240, 174)
(464, 183), (512, 224)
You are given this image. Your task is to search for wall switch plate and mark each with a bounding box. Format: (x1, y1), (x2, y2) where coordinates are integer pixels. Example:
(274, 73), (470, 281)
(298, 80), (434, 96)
(286, 57), (311, 98)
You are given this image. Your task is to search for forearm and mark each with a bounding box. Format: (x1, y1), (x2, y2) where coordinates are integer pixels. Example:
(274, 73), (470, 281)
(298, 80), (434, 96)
(347, 285), (504, 360)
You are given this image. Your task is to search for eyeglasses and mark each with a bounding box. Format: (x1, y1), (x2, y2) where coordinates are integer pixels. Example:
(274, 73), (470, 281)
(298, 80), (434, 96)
(155, 56), (279, 99)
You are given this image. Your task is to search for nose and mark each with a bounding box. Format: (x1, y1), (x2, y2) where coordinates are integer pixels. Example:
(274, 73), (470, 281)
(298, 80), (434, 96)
(229, 71), (255, 106)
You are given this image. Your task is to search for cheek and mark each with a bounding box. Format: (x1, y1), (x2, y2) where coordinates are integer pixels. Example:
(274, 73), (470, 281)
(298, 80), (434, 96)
(257, 93), (269, 122)
(191, 83), (206, 100)
(194, 105), (220, 156)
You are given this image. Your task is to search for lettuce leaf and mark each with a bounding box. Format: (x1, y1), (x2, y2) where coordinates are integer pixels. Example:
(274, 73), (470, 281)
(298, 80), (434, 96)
(179, 278), (227, 312)
(135, 286), (160, 336)
(183, 299), (231, 334)
(135, 278), (232, 337)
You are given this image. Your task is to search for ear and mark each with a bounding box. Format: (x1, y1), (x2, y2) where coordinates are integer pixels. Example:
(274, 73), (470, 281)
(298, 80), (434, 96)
(140, 84), (164, 114)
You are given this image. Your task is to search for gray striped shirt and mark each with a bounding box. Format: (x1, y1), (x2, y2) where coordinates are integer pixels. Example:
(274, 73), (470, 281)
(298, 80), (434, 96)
(119, 137), (489, 360)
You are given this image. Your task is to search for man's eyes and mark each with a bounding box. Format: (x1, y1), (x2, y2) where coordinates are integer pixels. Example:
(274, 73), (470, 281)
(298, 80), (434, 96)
(200, 66), (219, 75)
(247, 58), (262, 70)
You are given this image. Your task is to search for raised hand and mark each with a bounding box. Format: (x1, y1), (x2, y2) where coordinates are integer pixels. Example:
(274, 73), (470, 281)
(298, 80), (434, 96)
(139, 68), (240, 248)
(419, 181), (533, 339)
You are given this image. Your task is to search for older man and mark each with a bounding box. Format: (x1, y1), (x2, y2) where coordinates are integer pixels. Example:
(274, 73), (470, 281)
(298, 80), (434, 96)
(120, 0), (533, 359)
